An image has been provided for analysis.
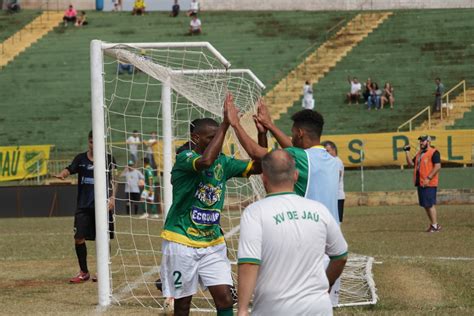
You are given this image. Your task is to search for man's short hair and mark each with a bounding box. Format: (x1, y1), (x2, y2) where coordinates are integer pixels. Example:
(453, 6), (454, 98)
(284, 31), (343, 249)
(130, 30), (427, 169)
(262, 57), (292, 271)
(133, 129), (139, 134)
(322, 140), (337, 155)
(144, 157), (150, 164)
(262, 150), (296, 185)
(291, 110), (324, 139)
(190, 118), (219, 134)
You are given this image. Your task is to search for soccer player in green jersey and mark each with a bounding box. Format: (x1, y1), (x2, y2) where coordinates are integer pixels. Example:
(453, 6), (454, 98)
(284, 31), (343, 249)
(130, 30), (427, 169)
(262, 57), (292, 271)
(160, 94), (261, 316)
(139, 157), (160, 219)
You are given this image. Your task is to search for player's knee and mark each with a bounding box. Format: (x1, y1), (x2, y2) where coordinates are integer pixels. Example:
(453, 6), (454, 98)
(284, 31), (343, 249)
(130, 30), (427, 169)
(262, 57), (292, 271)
(214, 291), (233, 310)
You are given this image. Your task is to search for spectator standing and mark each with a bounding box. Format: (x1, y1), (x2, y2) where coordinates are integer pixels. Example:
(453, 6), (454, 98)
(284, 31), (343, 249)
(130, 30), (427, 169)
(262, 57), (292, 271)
(170, 0), (180, 17)
(381, 82), (395, 109)
(323, 141), (345, 222)
(188, 13), (202, 35)
(433, 77), (444, 112)
(187, 0), (199, 16)
(121, 160), (144, 215)
(346, 76), (361, 105)
(132, 0), (146, 15)
(237, 150), (348, 316)
(139, 158), (160, 219)
(302, 80), (315, 110)
(145, 131), (158, 171)
(113, 0), (122, 11)
(127, 130), (141, 163)
(404, 135), (442, 232)
(63, 5), (77, 27)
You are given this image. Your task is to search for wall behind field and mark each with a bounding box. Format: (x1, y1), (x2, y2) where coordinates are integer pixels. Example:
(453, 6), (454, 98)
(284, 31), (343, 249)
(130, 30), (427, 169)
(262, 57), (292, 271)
(18, 0), (474, 11)
(200, 0), (474, 11)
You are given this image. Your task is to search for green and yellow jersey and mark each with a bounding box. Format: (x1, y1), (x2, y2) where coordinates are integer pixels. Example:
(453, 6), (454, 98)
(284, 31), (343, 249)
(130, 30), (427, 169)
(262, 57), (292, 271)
(161, 150), (253, 248)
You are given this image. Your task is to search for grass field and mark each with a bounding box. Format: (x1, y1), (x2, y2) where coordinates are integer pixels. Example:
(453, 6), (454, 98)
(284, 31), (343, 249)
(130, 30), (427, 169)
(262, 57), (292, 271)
(1, 204), (473, 315)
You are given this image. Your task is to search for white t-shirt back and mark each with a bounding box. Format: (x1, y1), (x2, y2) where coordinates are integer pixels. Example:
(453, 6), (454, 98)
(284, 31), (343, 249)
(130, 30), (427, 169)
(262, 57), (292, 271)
(238, 193), (348, 316)
(127, 135), (140, 156)
(190, 18), (201, 31)
(350, 81), (361, 94)
(123, 169), (144, 193)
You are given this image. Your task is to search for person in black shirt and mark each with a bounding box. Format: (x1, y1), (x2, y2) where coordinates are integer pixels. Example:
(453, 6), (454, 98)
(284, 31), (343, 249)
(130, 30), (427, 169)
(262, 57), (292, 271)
(55, 131), (116, 283)
(170, 0), (180, 17)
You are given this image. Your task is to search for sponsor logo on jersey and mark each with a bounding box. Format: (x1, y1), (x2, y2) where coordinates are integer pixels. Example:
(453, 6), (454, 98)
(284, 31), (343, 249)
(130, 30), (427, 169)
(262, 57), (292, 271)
(213, 163), (223, 181)
(195, 182), (222, 206)
(190, 206), (220, 225)
(82, 176), (95, 185)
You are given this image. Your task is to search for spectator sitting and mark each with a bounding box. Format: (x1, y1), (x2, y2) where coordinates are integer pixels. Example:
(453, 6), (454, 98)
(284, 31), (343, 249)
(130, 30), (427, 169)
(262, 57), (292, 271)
(7, 0), (21, 13)
(132, 0), (146, 15)
(170, 0), (180, 17)
(381, 82), (395, 109)
(118, 62), (134, 75)
(346, 76), (361, 105)
(368, 82), (382, 110)
(363, 78), (372, 104)
(187, 0), (199, 16)
(188, 13), (202, 35)
(63, 5), (77, 27)
(75, 11), (88, 27)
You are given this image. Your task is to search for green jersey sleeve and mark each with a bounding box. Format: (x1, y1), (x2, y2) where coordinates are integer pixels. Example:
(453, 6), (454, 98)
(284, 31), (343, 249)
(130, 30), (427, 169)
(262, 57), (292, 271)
(284, 147), (309, 197)
(224, 154), (253, 179)
(175, 150), (202, 173)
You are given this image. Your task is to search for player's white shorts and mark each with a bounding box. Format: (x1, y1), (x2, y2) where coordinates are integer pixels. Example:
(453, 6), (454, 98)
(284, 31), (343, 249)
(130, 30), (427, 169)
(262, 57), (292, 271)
(141, 190), (154, 202)
(160, 240), (232, 299)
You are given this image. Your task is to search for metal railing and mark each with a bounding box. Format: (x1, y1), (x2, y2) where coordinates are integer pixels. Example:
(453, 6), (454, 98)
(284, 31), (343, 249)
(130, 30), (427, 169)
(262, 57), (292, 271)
(397, 106), (431, 132)
(397, 80), (466, 132)
(440, 80), (466, 119)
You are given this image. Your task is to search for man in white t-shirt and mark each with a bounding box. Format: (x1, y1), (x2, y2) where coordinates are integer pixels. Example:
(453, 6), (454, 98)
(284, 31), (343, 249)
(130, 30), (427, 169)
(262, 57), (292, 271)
(237, 150), (348, 316)
(187, 0), (199, 15)
(346, 76), (362, 105)
(126, 130), (141, 163)
(302, 80), (315, 110)
(188, 13), (202, 35)
(323, 140), (345, 222)
(120, 160), (144, 215)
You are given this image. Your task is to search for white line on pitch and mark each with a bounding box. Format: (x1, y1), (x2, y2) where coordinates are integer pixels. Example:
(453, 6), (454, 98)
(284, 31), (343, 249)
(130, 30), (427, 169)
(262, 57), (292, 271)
(379, 255), (474, 261)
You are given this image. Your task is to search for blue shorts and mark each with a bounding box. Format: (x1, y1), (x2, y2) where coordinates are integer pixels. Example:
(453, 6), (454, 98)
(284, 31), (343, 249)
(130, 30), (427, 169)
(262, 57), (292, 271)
(417, 187), (437, 208)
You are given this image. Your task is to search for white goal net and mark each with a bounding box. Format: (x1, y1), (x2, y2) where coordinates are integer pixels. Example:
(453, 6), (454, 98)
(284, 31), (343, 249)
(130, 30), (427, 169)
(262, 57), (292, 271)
(90, 41), (377, 311)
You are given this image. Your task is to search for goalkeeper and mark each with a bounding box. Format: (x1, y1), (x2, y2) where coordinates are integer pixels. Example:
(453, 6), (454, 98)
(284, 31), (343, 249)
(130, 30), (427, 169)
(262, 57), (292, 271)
(160, 94), (261, 316)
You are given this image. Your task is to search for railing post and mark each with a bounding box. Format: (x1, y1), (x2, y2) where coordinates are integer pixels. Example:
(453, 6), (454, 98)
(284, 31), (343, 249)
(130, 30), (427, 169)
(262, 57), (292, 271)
(428, 107), (431, 129)
(409, 121), (412, 132)
(463, 80), (466, 106)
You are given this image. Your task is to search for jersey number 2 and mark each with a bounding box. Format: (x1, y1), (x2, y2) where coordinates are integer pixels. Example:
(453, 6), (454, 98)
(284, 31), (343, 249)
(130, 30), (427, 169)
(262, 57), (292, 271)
(173, 271), (182, 288)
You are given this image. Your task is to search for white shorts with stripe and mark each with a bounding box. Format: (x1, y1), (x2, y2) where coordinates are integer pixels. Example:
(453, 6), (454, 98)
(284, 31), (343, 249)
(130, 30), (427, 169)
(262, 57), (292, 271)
(160, 240), (232, 299)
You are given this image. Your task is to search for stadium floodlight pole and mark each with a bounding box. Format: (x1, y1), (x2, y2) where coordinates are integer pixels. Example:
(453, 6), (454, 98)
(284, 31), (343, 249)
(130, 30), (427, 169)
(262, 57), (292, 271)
(162, 76), (173, 217)
(90, 39), (111, 307)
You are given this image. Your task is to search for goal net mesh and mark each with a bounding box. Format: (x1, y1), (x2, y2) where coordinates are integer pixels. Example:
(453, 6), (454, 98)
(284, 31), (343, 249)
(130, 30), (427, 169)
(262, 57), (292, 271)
(99, 42), (376, 311)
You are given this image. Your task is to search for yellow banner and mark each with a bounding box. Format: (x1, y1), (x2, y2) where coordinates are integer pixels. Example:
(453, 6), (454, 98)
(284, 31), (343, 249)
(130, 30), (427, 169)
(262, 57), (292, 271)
(0, 145), (52, 182)
(317, 130), (473, 167)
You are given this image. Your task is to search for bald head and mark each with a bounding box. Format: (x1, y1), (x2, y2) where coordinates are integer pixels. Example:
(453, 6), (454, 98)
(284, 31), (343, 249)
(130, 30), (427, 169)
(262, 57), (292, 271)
(262, 150), (297, 189)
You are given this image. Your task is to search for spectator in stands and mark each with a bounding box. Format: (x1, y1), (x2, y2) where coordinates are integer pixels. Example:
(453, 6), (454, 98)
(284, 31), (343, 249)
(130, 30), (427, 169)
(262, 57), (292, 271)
(132, 0), (146, 15)
(170, 0), (180, 17)
(121, 160), (144, 215)
(187, 0), (199, 16)
(433, 77), (444, 112)
(145, 131), (158, 171)
(367, 82), (381, 110)
(346, 76), (361, 105)
(113, 0), (122, 11)
(63, 5), (77, 27)
(363, 78), (372, 104)
(188, 13), (202, 35)
(127, 130), (141, 163)
(381, 82), (395, 109)
(75, 11), (88, 27)
(302, 80), (315, 110)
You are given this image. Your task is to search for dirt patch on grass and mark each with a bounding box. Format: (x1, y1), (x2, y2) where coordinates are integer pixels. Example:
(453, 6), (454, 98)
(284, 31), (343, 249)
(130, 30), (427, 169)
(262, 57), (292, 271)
(381, 263), (444, 308)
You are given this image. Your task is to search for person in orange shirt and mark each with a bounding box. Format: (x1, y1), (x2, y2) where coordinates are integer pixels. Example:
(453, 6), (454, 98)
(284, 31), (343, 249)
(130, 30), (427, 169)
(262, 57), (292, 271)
(404, 135), (442, 232)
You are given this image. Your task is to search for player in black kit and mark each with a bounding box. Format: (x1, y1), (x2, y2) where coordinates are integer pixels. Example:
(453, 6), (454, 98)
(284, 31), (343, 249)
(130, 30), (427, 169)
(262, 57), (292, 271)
(55, 131), (116, 283)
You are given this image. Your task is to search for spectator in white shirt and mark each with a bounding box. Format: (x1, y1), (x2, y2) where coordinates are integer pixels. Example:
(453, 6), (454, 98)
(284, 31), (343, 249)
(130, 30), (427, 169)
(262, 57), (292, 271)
(302, 80), (315, 110)
(126, 130), (141, 163)
(187, 0), (199, 16)
(323, 141), (345, 222)
(188, 13), (202, 35)
(346, 76), (362, 105)
(121, 160), (144, 215)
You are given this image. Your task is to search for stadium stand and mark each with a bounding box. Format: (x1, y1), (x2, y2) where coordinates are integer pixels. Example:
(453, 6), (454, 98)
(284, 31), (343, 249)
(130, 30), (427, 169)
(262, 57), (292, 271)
(0, 10), (40, 41)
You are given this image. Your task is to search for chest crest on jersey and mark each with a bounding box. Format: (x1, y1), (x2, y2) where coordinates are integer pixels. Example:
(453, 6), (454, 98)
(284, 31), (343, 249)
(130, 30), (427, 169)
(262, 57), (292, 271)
(195, 182), (222, 206)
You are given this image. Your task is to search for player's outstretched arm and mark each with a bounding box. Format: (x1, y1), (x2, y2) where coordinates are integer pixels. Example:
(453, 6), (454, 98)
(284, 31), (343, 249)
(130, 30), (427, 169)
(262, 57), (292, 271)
(256, 100), (292, 148)
(224, 97), (267, 160)
(237, 263), (259, 316)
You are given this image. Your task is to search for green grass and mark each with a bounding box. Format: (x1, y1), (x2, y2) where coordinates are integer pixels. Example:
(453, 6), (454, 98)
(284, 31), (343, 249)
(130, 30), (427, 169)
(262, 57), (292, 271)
(276, 9), (474, 135)
(0, 10), (41, 42)
(0, 204), (473, 314)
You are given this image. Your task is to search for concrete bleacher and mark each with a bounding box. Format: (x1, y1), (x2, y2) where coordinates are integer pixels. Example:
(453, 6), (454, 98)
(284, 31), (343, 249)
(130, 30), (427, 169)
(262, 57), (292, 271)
(0, 10), (41, 41)
(275, 9), (474, 134)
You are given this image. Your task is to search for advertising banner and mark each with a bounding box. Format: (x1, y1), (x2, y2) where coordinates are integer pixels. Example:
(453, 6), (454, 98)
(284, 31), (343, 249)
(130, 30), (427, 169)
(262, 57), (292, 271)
(0, 145), (52, 182)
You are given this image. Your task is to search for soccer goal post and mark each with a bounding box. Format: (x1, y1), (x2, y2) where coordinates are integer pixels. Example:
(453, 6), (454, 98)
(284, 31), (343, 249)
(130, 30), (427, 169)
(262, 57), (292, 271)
(90, 40), (266, 309)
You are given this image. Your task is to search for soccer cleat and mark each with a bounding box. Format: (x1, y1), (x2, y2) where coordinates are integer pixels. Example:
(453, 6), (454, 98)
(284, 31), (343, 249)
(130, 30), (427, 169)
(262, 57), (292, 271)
(69, 271), (90, 283)
(151, 214), (159, 219)
(426, 224), (442, 233)
(139, 213), (149, 219)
